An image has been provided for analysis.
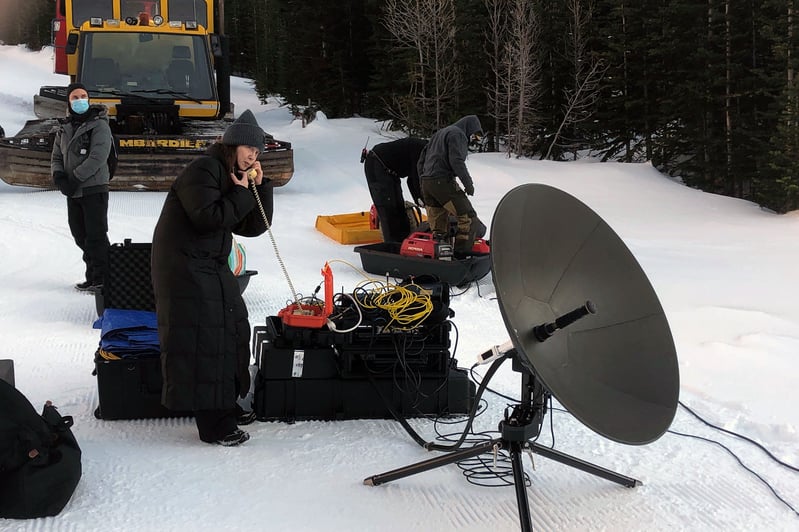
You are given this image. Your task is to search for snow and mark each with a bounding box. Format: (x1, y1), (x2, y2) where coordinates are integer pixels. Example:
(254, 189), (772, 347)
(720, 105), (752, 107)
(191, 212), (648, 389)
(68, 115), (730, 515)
(1, 44), (798, 531)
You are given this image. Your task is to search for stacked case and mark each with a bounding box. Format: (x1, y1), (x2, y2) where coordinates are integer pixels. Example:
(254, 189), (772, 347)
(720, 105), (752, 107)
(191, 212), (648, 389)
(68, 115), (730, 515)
(93, 239), (257, 420)
(253, 316), (475, 422)
(92, 239), (184, 420)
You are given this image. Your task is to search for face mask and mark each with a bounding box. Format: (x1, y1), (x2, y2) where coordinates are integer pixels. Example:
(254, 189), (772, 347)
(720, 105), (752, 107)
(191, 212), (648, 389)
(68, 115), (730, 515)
(70, 98), (90, 114)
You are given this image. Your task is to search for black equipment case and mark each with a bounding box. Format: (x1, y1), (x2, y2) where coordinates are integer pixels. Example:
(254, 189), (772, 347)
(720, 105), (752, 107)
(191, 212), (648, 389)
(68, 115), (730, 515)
(93, 239), (182, 420)
(253, 316), (476, 422)
(94, 239), (258, 420)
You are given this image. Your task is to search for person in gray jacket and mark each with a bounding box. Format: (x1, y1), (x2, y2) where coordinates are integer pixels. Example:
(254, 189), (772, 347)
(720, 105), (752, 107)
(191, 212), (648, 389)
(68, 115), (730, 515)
(51, 82), (113, 292)
(418, 115), (486, 255)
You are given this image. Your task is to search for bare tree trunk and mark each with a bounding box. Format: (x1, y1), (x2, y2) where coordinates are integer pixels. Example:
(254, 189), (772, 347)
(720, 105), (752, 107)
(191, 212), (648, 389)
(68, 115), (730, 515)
(724, 0), (732, 193)
(620, 1), (631, 161)
(384, 0), (461, 132)
(545, 0), (606, 160)
(428, 0), (460, 128)
(483, 0), (510, 152)
(505, 0), (540, 156)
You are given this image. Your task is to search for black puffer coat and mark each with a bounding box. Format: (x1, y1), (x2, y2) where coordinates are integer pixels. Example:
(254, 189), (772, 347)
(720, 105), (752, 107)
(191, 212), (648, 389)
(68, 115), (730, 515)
(151, 143), (273, 411)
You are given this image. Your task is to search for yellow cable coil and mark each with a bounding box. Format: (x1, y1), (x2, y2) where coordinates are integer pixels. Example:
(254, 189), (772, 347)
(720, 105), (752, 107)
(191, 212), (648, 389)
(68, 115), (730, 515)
(355, 279), (434, 330)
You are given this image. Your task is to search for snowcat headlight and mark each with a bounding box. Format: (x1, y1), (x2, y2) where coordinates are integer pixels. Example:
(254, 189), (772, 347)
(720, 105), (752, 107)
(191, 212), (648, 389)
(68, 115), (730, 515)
(125, 17), (138, 25)
(153, 15), (164, 26)
(168, 21), (182, 28)
(185, 20), (198, 29)
(89, 17), (103, 27)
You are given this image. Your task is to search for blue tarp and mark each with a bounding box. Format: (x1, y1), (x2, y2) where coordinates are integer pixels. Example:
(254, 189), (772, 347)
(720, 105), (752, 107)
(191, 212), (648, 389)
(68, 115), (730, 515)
(92, 308), (160, 359)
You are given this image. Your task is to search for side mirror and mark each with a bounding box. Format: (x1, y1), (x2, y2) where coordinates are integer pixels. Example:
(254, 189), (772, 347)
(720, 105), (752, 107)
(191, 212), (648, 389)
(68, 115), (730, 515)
(210, 34), (222, 58)
(65, 33), (78, 54)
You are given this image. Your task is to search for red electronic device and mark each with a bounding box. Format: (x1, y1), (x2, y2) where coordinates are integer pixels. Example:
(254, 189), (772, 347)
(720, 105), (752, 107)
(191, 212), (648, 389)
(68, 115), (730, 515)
(400, 232), (490, 259)
(400, 232), (453, 260)
(278, 263), (333, 328)
(471, 238), (490, 254)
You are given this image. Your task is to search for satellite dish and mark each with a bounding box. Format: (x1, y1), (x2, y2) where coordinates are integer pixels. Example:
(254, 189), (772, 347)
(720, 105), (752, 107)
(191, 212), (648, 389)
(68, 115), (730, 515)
(490, 183), (679, 445)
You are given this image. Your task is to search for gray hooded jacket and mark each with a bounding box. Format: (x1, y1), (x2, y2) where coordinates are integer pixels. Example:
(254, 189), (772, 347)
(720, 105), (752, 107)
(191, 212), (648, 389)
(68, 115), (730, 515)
(418, 115), (482, 189)
(51, 104), (113, 198)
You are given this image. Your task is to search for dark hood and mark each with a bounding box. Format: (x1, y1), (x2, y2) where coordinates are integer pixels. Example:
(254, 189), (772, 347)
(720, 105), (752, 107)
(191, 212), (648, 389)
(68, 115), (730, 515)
(452, 115), (482, 138)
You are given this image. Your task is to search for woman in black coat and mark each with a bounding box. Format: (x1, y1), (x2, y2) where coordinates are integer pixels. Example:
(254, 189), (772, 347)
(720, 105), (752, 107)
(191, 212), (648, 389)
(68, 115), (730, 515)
(151, 110), (273, 446)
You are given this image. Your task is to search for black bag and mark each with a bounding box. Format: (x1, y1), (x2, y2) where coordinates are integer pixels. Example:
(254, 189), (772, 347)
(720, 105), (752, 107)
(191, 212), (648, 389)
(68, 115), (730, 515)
(91, 129), (119, 180)
(0, 380), (82, 519)
(107, 134), (119, 180)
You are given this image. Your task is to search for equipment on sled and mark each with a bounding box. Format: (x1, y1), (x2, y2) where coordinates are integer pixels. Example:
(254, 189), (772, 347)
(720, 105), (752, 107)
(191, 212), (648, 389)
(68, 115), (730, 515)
(399, 232), (453, 260)
(355, 231), (491, 287)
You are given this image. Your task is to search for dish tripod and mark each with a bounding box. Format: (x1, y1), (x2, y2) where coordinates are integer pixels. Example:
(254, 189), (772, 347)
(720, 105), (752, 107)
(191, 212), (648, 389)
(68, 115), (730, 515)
(363, 306), (641, 532)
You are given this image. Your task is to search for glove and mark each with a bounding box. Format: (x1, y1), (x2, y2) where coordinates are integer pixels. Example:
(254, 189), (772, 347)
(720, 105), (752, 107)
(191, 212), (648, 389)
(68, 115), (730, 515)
(53, 171), (78, 197)
(464, 183), (475, 196)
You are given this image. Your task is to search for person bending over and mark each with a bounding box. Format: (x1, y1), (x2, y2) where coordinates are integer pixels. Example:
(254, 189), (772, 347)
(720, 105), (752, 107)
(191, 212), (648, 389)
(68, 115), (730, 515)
(418, 115), (486, 255)
(362, 137), (427, 242)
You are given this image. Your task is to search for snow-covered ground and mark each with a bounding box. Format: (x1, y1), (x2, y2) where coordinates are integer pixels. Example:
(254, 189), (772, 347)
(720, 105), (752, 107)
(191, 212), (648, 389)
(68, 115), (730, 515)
(1, 45), (797, 531)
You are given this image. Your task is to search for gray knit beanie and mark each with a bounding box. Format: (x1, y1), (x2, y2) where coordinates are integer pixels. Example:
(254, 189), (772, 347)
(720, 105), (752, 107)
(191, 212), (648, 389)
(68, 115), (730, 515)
(222, 109), (265, 153)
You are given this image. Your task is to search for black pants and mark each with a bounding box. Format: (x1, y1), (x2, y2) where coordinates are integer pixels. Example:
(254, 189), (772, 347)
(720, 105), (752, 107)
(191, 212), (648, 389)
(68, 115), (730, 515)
(364, 157), (410, 242)
(67, 191), (109, 285)
(193, 381), (244, 442)
(194, 408), (238, 443)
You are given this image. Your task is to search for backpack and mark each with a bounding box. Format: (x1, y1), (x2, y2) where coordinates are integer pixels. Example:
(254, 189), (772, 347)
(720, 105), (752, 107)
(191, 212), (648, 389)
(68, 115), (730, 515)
(90, 128), (119, 180)
(0, 380), (82, 519)
(107, 135), (119, 179)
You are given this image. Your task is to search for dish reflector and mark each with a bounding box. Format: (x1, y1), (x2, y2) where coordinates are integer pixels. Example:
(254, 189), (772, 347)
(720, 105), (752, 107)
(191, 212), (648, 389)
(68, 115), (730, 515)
(490, 184), (679, 444)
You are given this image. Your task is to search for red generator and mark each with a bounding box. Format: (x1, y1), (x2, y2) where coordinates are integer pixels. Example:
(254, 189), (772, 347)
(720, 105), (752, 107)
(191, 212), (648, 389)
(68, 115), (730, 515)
(400, 232), (453, 260)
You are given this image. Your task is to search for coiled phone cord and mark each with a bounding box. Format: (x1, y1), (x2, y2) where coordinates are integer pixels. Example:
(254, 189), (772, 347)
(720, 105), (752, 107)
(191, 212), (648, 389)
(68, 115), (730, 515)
(249, 178), (300, 304)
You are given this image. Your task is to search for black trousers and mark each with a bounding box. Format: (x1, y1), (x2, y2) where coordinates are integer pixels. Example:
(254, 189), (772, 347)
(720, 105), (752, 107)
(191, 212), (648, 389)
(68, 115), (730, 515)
(364, 157), (410, 242)
(194, 408), (239, 443)
(66, 191), (109, 284)
(193, 381), (245, 442)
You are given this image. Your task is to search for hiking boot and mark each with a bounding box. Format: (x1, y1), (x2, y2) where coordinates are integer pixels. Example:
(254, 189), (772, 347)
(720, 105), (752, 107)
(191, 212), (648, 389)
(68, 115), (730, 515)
(215, 429), (250, 447)
(237, 410), (257, 426)
(75, 280), (92, 290)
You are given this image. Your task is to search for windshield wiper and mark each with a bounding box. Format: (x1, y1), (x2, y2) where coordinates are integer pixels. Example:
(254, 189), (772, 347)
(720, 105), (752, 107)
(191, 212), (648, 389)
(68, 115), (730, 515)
(132, 89), (203, 104)
(93, 88), (161, 104)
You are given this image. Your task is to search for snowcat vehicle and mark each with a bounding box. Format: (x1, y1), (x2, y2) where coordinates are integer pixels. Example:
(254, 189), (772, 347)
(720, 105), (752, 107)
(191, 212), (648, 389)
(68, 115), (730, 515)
(0, 0), (293, 191)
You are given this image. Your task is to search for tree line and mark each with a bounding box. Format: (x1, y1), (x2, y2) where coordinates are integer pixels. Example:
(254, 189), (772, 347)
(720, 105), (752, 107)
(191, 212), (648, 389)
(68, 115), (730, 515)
(6, 0), (799, 212)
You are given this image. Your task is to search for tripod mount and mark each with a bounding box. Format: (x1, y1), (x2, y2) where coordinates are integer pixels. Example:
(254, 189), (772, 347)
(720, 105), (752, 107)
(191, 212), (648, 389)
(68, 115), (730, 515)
(363, 184), (680, 530)
(364, 308), (640, 532)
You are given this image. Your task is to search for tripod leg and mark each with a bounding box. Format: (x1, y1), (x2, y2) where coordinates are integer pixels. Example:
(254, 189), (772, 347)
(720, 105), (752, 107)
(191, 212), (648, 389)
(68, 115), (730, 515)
(509, 442), (533, 532)
(530, 442), (641, 487)
(364, 440), (499, 486)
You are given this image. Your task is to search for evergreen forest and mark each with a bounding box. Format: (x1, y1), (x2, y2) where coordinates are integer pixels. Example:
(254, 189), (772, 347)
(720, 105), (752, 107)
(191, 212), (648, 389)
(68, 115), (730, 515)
(4, 0), (799, 213)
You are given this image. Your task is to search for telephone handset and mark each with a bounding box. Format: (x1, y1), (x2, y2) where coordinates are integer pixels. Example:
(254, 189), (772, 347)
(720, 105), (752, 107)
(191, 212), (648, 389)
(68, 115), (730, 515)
(246, 167), (258, 181)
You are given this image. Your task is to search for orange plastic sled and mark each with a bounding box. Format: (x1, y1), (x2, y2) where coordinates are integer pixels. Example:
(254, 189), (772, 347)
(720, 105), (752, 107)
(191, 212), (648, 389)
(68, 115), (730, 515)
(314, 211), (382, 245)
